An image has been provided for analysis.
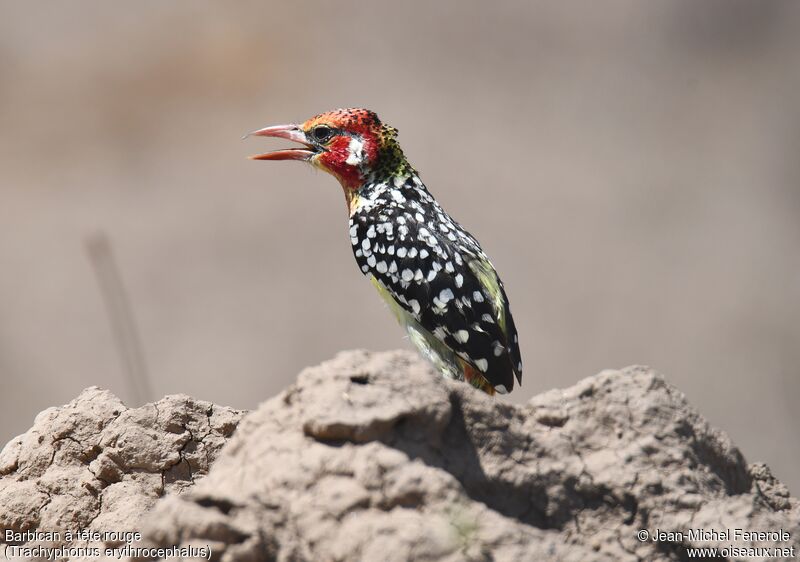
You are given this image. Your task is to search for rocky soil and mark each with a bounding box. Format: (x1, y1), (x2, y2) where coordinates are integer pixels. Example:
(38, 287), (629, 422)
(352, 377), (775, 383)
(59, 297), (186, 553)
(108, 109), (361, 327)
(1, 350), (797, 561)
(0, 388), (244, 560)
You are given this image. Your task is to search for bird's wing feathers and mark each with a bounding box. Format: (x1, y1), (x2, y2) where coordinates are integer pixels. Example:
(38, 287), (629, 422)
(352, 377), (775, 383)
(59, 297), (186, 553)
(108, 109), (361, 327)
(364, 220), (522, 391)
(465, 253), (523, 385)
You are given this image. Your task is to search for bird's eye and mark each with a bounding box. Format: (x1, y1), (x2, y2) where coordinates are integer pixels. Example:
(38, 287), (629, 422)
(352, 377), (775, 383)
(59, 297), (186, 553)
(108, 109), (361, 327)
(312, 126), (334, 143)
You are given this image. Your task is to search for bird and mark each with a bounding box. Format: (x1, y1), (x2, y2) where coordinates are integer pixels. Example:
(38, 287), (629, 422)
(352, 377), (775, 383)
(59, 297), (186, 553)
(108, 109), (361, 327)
(247, 108), (521, 395)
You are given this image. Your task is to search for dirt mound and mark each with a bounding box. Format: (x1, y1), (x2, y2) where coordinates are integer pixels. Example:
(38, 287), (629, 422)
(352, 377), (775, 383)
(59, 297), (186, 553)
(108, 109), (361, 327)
(1, 350), (797, 561)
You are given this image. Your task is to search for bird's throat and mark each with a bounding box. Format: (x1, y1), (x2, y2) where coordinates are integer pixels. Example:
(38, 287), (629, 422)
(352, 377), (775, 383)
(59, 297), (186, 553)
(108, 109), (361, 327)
(345, 186), (363, 215)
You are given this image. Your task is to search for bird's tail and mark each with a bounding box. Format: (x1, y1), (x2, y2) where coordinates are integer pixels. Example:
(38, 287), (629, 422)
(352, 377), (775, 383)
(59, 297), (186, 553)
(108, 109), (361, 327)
(458, 358), (496, 396)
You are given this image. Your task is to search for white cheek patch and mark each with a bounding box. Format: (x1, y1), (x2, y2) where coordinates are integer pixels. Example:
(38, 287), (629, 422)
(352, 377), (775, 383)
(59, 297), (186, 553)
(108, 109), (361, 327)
(345, 137), (365, 166)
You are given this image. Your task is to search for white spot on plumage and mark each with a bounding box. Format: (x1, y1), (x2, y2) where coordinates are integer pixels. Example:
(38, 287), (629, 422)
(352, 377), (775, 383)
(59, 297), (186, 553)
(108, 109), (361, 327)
(367, 255), (376, 267)
(482, 313), (494, 323)
(414, 269), (423, 281)
(408, 247), (418, 258)
(427, 269), (437, 282)
(402, 269), (414, 282)
(345, 137), (365, 166)
(494, 384), (509, 394)
(454, 330), (469, 343)
(388, 245), (395, 255)
(439, 288), (454, 303)
(455, 273), (463, 288)
(445, 262), (455, 273)
(361, 238), (371, 251)
(355, 249), (362, 257)
(471, 322), (486, 333)
(366, 225), (376, 238)
(474, 358), (489, 372)
(473, 291), (484, 302)
(493, 341), (504, 356)
(376, 261), (388, 273)
(389, 261), (398, 273)
(361, 264), (369, 273)
(409, 299), (421, 314)
(420, 249), (429, 259)
(397, 247), (407, 258)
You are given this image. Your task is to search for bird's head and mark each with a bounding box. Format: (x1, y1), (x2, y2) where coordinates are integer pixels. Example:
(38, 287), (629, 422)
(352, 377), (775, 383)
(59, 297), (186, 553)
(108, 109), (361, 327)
(247, 108), (413, 192)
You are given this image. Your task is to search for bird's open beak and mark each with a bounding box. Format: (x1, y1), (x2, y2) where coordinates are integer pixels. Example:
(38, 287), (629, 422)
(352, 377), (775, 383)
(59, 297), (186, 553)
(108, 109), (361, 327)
(244, 124), (315, 161)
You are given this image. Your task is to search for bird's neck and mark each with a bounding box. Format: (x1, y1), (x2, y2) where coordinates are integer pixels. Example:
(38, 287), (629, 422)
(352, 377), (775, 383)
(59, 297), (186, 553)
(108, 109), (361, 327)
(336, 137), (417, 214)
(347, 172), (430, 217)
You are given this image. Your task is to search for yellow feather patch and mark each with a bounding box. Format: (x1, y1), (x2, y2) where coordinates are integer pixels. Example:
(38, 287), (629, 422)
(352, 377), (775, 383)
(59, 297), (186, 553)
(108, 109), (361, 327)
(369, 275), (406, 324)
(467, 258), (506, 334)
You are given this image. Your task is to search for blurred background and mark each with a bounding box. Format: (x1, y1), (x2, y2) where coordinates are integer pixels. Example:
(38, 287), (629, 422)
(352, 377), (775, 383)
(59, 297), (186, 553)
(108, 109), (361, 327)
(1, 1), (798, 491)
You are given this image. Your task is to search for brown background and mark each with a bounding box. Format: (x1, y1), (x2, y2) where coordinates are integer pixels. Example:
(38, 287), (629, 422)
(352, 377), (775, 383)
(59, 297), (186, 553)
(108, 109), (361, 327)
(1, 1), (798, 491)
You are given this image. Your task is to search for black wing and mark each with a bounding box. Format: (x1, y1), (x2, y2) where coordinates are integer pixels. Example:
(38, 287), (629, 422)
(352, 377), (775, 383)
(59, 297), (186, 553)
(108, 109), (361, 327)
(352, 210), (521, 392)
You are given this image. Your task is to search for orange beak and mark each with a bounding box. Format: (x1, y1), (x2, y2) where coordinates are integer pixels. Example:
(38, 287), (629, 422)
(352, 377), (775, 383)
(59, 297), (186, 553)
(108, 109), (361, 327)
(245, 124), (316, 161)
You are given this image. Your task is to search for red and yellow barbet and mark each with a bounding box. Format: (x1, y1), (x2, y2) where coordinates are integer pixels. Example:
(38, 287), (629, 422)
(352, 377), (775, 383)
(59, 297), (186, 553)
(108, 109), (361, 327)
(248, 109), (522, 395)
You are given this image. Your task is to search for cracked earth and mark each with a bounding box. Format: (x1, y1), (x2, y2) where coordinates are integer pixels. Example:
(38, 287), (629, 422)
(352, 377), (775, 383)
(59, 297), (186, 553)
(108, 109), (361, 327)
(0, 388), (243, 557)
